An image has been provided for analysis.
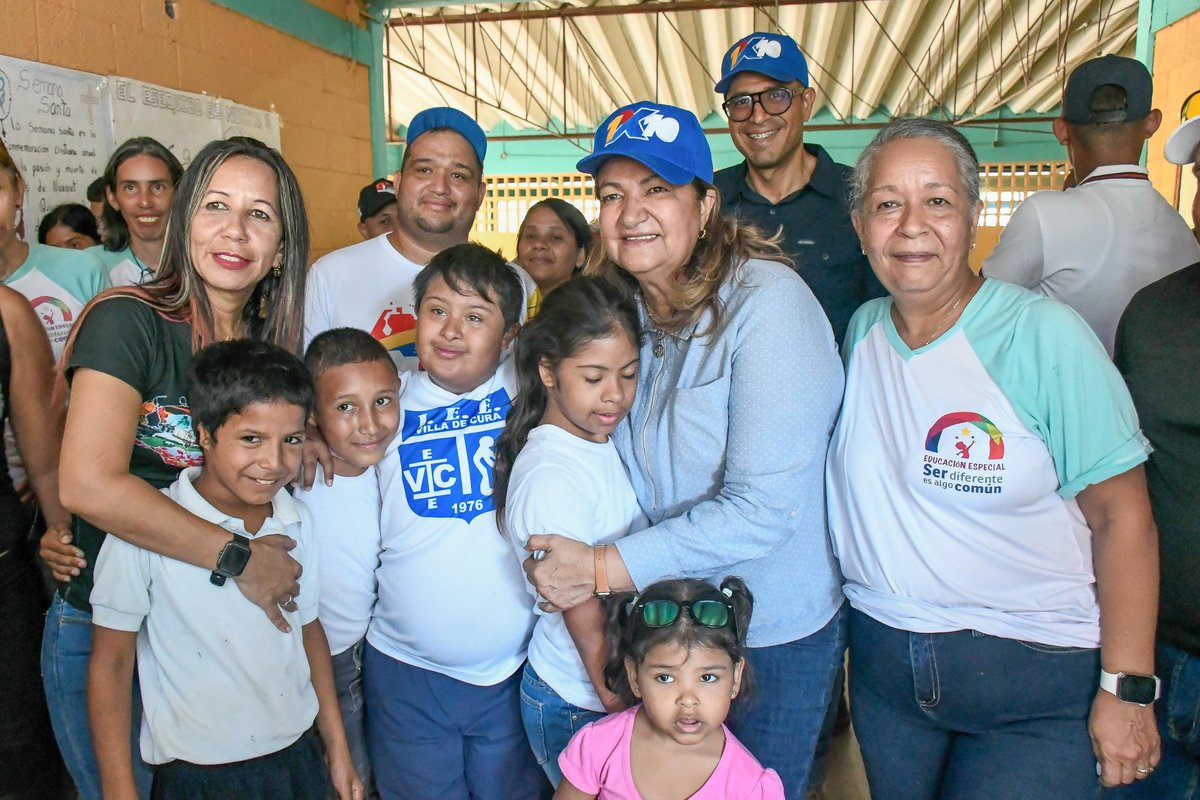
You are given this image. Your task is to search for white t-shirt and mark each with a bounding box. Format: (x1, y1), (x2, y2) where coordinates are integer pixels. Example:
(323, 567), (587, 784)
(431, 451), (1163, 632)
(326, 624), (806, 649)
(827, 280), (1150, 648)
(90, 467), (320, 765)
(294, 465), (381, 656)
(983, 165), (1200, 355)
(88, 245), (151, 288)
(369, 363), (535, 685)
(304, 233), (541, 374)
(504, 425), (646, 712)
(3, 242), (110, 359)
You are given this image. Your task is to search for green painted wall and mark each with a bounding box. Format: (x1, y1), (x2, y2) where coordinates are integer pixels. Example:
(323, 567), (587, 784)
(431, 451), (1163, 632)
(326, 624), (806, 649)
(386, 107), (1065, 177)
(1137, 0), (1200, 66)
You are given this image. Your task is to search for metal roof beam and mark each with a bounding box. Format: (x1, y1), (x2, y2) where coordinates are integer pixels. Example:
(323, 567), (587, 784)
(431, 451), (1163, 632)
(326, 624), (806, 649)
(388, 0), (867, 27)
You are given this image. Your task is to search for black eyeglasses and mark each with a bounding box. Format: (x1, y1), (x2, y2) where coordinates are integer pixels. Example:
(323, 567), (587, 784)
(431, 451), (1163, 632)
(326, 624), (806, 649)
(633, 598), (737, 635)
(722, 87), (802, 122)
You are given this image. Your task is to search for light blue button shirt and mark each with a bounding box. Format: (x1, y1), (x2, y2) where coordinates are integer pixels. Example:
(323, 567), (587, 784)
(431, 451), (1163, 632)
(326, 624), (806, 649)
(612, 258), (846, 647)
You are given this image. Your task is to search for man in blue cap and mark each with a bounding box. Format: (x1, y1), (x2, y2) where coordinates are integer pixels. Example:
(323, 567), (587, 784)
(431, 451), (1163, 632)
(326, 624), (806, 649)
(713, 31), (885, 346)
(305, 106), (537, 374)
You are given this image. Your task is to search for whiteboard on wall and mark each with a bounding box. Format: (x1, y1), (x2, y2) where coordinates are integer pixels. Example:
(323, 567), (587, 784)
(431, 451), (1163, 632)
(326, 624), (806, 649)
(0, 54), (281, 236)
(0, 55), (113, 231)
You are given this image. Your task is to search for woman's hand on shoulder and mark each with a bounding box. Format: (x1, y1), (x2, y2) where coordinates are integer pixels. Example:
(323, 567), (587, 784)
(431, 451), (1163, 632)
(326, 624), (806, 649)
(39, 524), (85, 583)
(232, 534), (302, 633)
(1089, 689), (1161, 787)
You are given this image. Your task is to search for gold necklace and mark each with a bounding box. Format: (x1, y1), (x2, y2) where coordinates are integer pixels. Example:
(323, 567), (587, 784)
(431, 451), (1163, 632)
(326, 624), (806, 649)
(923, 295), (964, 346)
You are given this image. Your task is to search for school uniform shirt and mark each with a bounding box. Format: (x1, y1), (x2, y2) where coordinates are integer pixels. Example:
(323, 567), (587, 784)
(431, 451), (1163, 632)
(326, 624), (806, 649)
(370, 362), (536, 685)
(88, 244), (151, 287)
(983, 164), (1200, 355)
(503, 424), (647, 712)
(293, 465), (382, 656)
(2, 242), (110, 358)
(304, 233), (542, 374)
(90, 467), (320, 766)
(559, 706), (784, 800)
(827, 279), (1150, 648)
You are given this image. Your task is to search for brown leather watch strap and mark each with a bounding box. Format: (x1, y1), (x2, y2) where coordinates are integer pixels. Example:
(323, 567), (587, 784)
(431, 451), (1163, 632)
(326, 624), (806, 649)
(594, 544), (612, 597)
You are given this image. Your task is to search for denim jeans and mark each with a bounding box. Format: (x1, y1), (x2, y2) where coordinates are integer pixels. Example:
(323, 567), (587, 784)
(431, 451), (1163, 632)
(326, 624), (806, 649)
(848, 607), (1101, 800)
(40, 594), (152, 800)
(518, 663), (605, 787)
(1107, 641), (1200, 800)
(331, 639), (372, 796)
(363, 645), (551, 800)
(727, 603), (847, 800)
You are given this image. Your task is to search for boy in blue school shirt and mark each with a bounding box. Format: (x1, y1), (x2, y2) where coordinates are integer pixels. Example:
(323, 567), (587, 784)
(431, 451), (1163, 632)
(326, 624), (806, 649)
(88, 340), (362, 800)
(366, 243), (547, 800)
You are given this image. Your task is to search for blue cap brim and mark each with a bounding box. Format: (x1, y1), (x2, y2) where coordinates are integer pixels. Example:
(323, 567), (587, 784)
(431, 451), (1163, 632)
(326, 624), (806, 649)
(577, 150), (705, 186)
(714, 62), (806, 95)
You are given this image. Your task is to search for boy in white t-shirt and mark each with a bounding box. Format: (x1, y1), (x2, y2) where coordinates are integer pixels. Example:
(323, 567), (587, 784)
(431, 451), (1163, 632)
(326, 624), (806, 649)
(88, 340), (362, 800)
(296, 327), (402, 793)
(367, 243), (547, 799)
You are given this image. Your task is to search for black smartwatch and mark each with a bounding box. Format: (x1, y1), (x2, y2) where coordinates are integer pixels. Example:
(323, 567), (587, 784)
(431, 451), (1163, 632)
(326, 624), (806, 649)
(210, 535), (252, 586)
(1099, 670), (1161, 706)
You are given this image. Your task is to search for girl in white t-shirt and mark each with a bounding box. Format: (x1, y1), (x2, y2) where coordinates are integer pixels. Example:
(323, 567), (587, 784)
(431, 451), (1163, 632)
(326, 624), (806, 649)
(493, 276), (645, 787)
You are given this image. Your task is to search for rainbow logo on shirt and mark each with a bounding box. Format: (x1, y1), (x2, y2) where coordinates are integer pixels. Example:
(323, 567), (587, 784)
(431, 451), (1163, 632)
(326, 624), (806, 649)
(925, 412), (1004, 460)
(29, 295), (72, 324)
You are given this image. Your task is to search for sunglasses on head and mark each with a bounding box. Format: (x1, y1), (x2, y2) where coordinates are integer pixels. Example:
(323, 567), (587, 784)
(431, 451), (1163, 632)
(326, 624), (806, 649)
(632, 597), (737, 634)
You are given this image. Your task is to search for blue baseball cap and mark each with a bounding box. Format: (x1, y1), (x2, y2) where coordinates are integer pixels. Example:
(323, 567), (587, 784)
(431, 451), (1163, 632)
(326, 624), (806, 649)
(404, 107), (487, 166)
(576, 102), (713, 186)
(714, 32), (809, 95)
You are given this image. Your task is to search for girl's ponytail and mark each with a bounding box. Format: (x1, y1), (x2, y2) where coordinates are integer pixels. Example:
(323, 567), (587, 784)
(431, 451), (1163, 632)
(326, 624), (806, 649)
(493, 332), (550, 529)
(719, 576), (754, 650)
(603, 593), (638, 705)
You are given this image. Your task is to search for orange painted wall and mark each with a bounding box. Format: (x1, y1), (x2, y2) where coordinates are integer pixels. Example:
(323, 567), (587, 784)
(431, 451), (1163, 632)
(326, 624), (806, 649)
(0, 0), (372, 260)
(1149, 9), (1200, 221)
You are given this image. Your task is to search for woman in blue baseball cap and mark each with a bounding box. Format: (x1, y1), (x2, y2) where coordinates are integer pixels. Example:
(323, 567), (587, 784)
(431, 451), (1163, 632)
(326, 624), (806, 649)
(523, 101), (845, 795)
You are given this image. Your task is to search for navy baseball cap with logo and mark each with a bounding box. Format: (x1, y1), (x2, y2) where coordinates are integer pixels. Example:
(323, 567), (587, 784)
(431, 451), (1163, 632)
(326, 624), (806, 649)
(405, 106), (487, 166)
(576, 101), (713, 186)
(715, 32), (809, 95)
(358, 177), (396, 221)
(1062, 55), (1153, 124)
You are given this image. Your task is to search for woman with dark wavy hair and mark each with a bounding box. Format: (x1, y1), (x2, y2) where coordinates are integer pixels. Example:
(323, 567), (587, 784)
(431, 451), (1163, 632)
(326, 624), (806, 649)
(39, 137), (310, 800)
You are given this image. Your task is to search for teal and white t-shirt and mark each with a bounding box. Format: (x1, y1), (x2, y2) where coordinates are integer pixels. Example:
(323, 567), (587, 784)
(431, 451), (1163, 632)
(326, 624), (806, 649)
(88, 244), (151, 287)
(3, 242), (110, 358)
(827, 279), (1149, 648)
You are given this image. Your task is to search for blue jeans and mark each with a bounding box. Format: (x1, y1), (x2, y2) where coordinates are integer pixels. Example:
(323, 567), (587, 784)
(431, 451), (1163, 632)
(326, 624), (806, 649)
(727, 603), (847, 800)
(40, 595), (152, 800)
(331, 639), (372, 796)
(518, 663), (605, 787)
(363, 645), (550, 800)
(1107, 641), (1200, 799)
(848, 607), (1101, 800)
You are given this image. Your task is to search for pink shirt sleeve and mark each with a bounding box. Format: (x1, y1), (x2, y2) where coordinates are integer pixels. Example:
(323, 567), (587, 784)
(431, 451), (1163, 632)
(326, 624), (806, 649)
(558, 708), (634, 796)
(749, 768), (785, 800)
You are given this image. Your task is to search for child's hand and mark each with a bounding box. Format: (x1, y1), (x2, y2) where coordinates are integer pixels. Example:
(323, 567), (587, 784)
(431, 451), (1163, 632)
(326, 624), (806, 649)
(39, 524), (85, 582)
(328, 752), (364, 800)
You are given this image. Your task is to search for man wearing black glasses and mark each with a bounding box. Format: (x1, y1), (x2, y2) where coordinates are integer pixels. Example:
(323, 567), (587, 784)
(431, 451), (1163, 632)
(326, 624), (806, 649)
(713, 31), (884, 346)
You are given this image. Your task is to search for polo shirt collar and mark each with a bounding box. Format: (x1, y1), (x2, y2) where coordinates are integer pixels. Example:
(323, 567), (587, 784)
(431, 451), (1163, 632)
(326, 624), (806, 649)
(168, 465), (302, 530)
(730, 143), (840, 205)
(1081, 163), (1148, 181)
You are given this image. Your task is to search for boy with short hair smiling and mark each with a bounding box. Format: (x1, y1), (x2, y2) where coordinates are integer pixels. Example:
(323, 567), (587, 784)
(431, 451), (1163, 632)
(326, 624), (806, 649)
(296, 327), (402, 791)
(88, 340), (362, 800)
(366, 242), (546, 800)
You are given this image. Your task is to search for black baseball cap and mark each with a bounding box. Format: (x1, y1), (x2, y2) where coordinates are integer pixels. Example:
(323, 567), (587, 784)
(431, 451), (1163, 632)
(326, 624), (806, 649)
(1062, 55), (1153, 125)
(358, 177), (396, 221)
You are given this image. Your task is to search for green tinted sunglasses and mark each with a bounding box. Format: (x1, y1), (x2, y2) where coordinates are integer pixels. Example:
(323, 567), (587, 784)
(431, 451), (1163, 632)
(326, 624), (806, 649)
(633, 598), (736, 633)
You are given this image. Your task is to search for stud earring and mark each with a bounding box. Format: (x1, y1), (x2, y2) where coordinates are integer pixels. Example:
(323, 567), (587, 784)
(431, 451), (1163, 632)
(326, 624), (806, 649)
(698, 227), (707, 240)
(272, 263), (282, 279)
